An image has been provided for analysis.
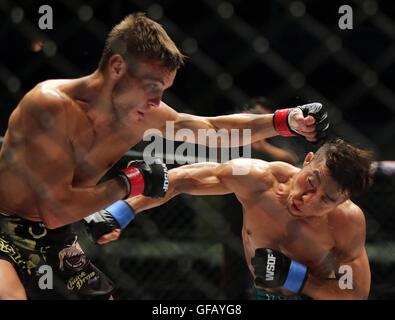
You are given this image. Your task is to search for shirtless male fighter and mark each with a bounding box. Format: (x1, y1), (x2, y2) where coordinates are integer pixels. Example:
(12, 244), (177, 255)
(0, 12), (327, 299)
(121, 139), (372, 300)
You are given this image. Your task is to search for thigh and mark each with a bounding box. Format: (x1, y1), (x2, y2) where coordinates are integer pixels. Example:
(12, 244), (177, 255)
(55, 242), (115, 299)
(0, 260), (27, 300)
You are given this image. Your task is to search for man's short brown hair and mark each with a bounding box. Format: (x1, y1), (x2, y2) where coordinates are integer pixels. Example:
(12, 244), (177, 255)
(99, 12), (185, 71)
(314, 138), (373, 197)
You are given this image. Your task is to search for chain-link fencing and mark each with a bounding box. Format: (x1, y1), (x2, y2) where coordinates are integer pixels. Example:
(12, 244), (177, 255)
(1, 0), (395, 299)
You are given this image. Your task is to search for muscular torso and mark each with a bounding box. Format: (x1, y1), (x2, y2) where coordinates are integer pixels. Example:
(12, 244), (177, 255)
(0, 79), (163, 220)
(236, 162), (345, 295)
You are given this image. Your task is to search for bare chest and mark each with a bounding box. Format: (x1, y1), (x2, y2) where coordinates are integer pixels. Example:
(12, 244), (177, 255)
(70, 124), (143, 186)
(241, 189), (335, 268)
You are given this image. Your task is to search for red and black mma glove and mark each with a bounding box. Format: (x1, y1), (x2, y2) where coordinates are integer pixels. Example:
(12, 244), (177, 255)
(273, 103), (329, 141)
(84, 159), (169, 243)
(252, 248), (309, 294)
(118, 158), (169, 199)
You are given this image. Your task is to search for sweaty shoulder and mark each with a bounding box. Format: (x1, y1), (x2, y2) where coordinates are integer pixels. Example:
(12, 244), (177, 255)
(268, 161), (299, 183)
(228, 158), (270, 176)
(20, 81), (72, 117)
(330, 200), (366, 259)
(221, 158), (278, 195)
(18, 81), (75, 132)
(227, 159), (297, 183)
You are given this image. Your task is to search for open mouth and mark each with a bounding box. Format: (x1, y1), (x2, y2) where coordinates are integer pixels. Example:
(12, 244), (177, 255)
(292, 201), (300, 212)
(289, 200), (303, 216)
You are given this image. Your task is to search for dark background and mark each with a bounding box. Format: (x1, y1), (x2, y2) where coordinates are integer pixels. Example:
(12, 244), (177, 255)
(1, 0), (395, 299)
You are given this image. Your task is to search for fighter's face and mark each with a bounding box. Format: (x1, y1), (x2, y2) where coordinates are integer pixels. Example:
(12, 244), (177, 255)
(287, 153), (348, 218)
(111, 59), (176, 122)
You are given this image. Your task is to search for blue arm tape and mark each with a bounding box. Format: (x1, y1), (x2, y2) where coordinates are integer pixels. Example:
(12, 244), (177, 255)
(283, 260), (308, 293)
(106, 200), (135, 229)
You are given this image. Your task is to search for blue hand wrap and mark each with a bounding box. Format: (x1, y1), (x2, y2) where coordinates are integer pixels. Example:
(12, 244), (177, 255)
(283, 260), (308, 293)
(106, 200), (135, 229)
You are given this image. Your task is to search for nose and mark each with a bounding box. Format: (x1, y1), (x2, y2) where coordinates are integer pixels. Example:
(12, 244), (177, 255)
(148, 98), (161, 108)
(294, 198), (303, 207)
(301, 190), (315, 204)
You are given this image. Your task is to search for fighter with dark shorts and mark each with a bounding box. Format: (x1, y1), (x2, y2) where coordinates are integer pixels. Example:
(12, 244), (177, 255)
(0, 12), (326, 299)
(0, 159), (167, 299)
(0, 212), (112, 299)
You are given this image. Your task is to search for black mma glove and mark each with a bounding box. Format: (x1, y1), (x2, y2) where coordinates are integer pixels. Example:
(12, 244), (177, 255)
(273, 103), (329, 142)
(84, 200), (135, 243)
(118, 158), (169, 199)
(252, 248), (309, 293)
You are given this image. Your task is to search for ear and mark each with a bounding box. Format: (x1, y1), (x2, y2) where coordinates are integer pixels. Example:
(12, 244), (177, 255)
(303, 152), (315, 167)
(108, 54), (127, 80)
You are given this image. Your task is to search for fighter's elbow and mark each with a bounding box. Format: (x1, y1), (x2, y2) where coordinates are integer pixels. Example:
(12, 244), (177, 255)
(336, 285), (370, 300)
(360, 291), (369, 300)
(338, 289), (369, 300)
(354, 287), (370, 300)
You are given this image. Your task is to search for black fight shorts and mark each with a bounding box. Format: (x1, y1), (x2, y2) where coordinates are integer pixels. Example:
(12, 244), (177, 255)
(0, 211), (114, 300)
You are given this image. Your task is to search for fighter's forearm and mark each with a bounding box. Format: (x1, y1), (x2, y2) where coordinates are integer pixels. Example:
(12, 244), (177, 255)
(126, 162), (230, 213)
(125, 168), (181, 214)
(126, 186), (179, 214)
(38, 177), (128, 229)
(175, 113), (277, 146)
(303, 249), (370, 300)
(205, 113), (277, 143)
(302, 273), (368, 300)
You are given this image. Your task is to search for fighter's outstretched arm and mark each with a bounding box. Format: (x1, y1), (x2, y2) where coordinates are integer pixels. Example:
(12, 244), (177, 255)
(126, 159), (264, 213)
(127, 162), (228, 213)
(155, 101), (328, 145)
(86, 159), (269, 244)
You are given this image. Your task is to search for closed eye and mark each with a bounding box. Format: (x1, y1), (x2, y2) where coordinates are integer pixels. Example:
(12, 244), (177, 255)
(146, 83), (158, 91)
(321, 196), (329, 204)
